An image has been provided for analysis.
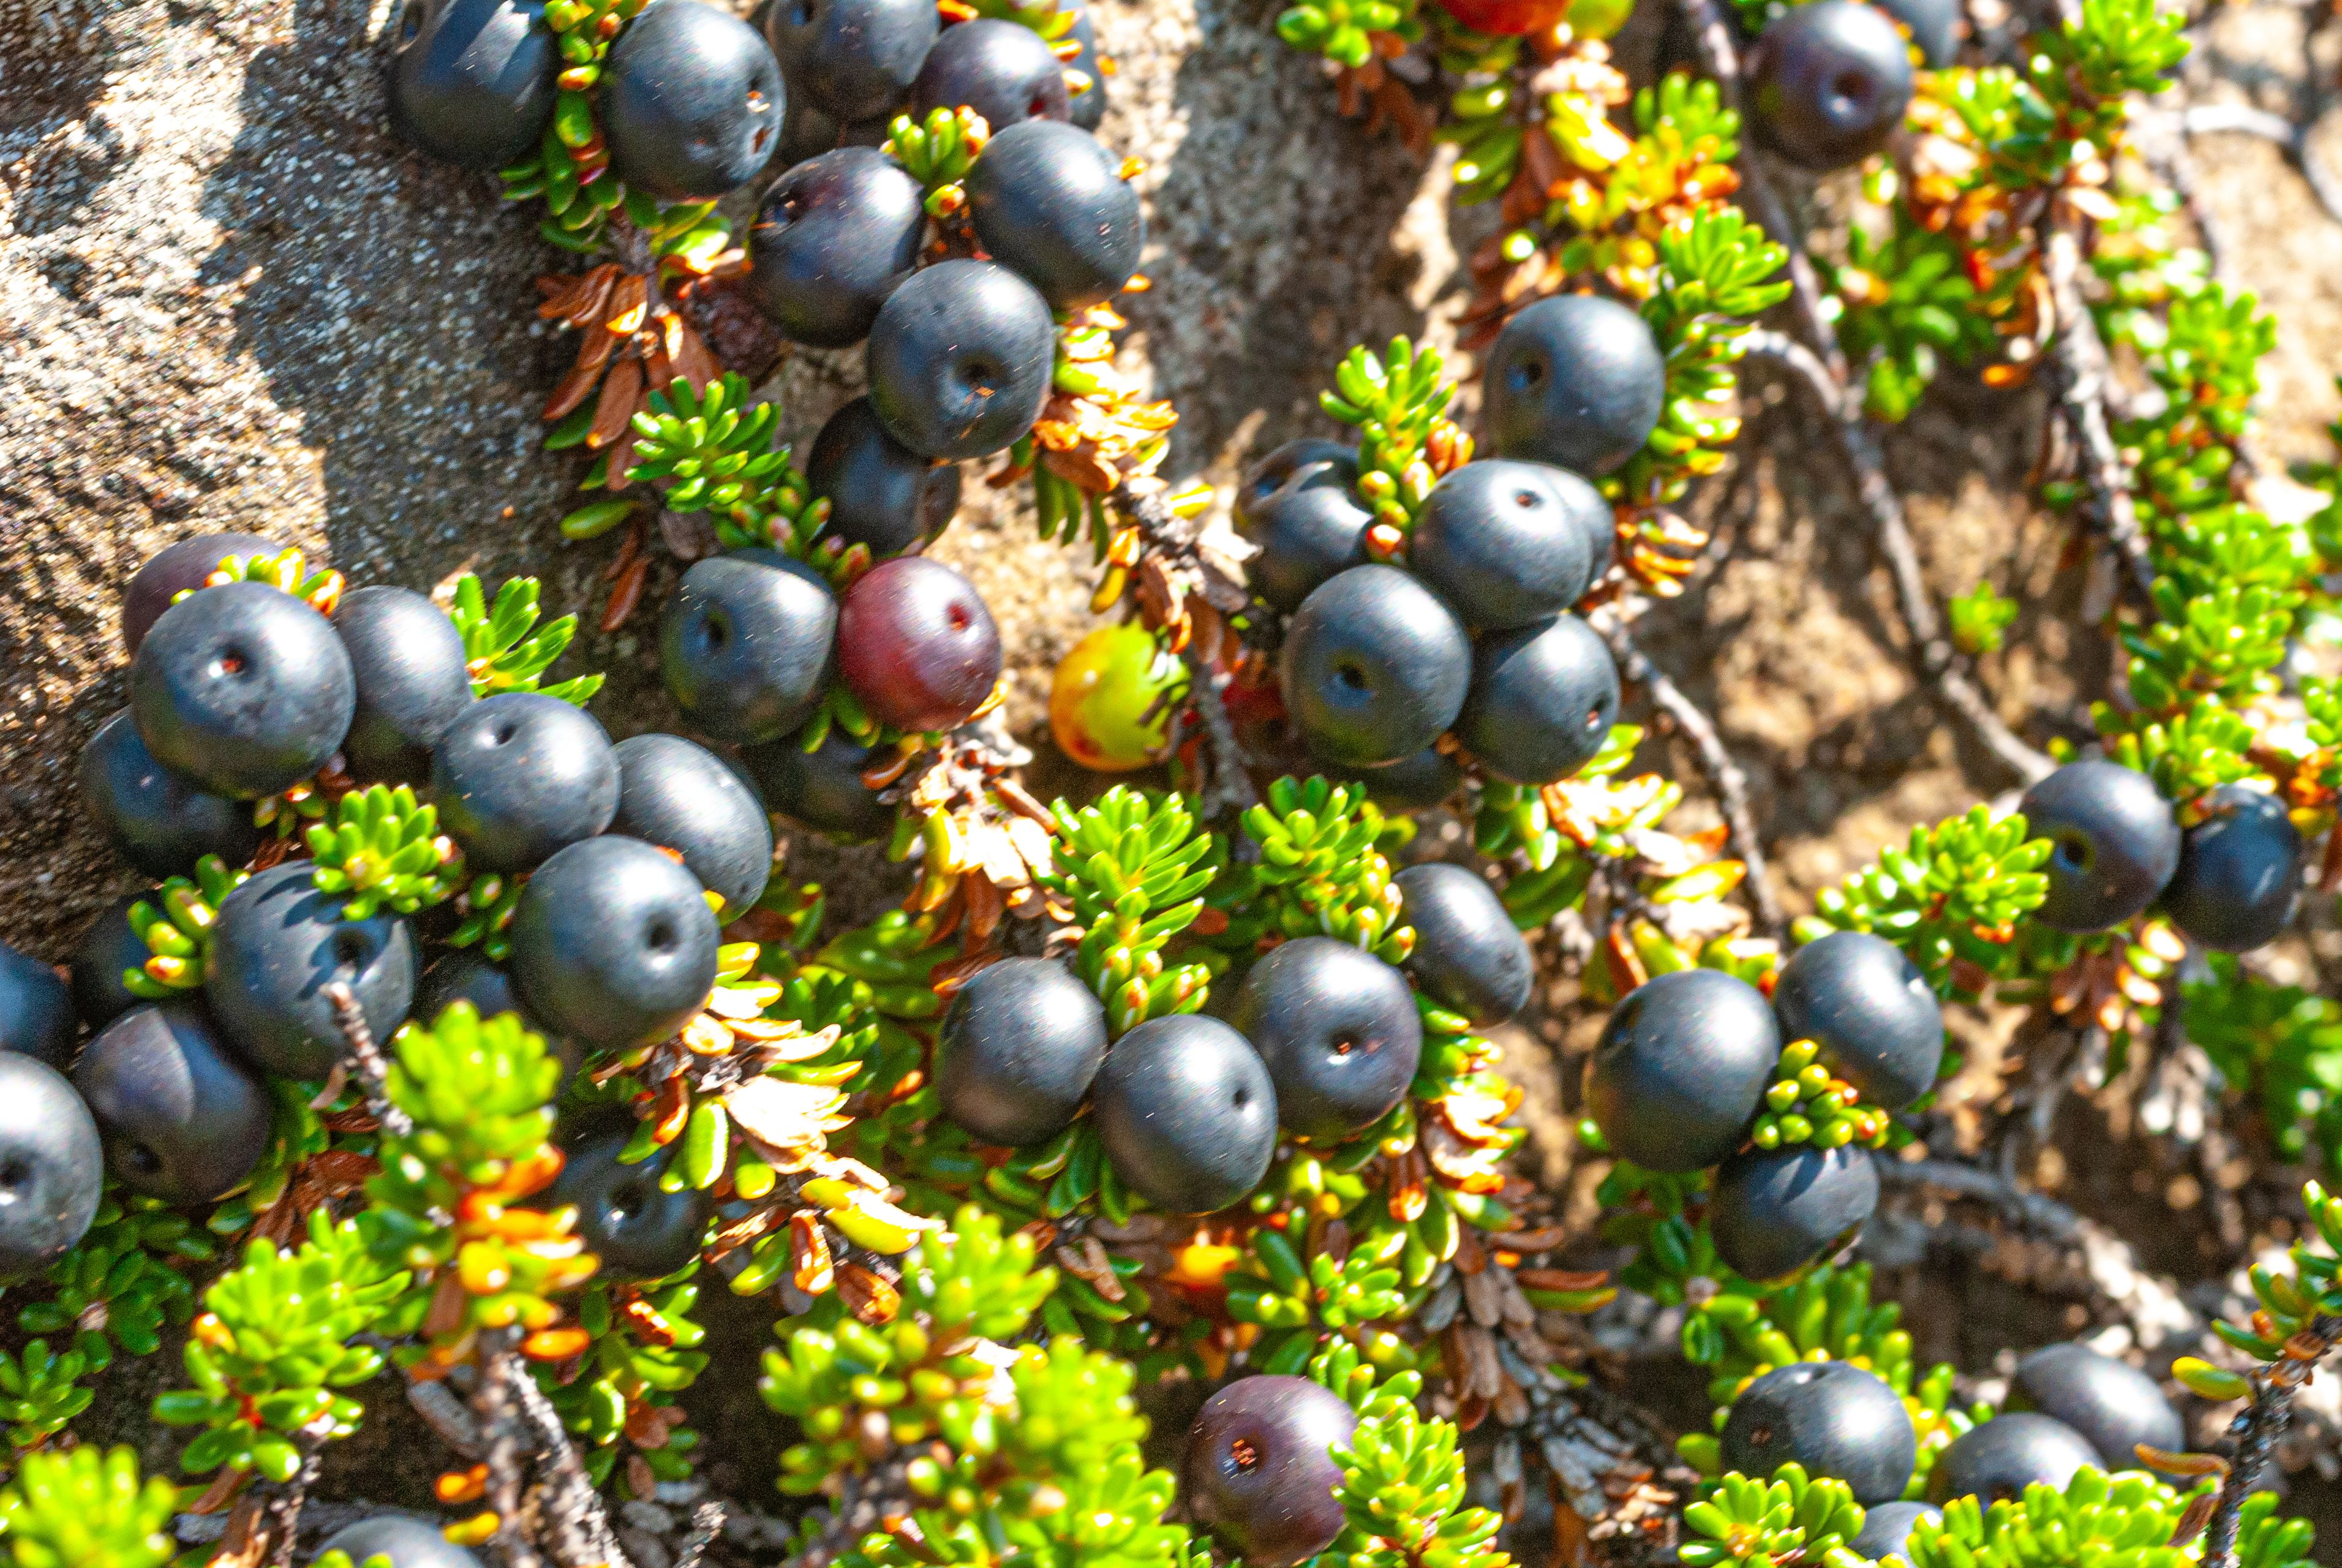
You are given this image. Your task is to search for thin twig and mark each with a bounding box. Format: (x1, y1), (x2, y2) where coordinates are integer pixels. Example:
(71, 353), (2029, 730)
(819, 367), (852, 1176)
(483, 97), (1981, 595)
(1741, 333), (2058, 783)
(323, 981), (413, 1139)
(476, 1338), (545, 1568)
(2180, 103), (2342, 229)
(1878, 1155), (2085, 1240)
(2043, 228), (2161, 607)
(503, 1341), (634, 1568)
(674, 1501), (728, 1568)
(1181, 647), (1260, 821)
(1592, 610), (1785, 937)
(2197, 1317), (2342, 1567)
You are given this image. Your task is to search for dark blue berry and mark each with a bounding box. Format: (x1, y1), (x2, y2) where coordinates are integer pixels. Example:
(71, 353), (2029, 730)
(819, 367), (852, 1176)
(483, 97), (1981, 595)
(1241, 469), (1371, 614)
(0, 1054), (103, 1280)
(431, 693), (621, 872)
(75, 1005), (272, 1205)
(122, 533), (274, 657)
(334, 586), (475, 783)
(2008, 1343), (2182, 1471)
(509, 836), (721, 1053)
(865, 259), (1056, 459)
(551, 1123), (713, 1280)
(1929, 1413), (2099, 1507)
(2019, 760), (2180, 933)
(1749, 1), (1915, 172)
(1453, 612), (1620, 785)
(203, 862), (418, 1081)
(1392, 862), (1532, 1028)
(389, 0), (557, 170)
(1721, 1361), (1916, 1506)
(1771, 930), (1943, 1111)
(1483, 295), (1665, 476)
(967, 119), (1143, 311)
(2161, 785), (2304, 952)
(807, 396), (962, 558)
(130, 581), (356, 801)
(1063, 0), (1107, 130)
(737, 727), (897, 840)
(1325, 748), (1464, 815)
(750, 147), (927, 347)
(78, 710), (261, 881)
(910, 18), (1067, 130)
(602, 0), (786, 201)
(69, 897), (149, 1033)
(1184, 1374), (1358, 1567)
(1876, 0), (1957, 65)
(935, 957), (1110, 1145)
(1851, 1501), (1940, 1565)
(1092, 1014), (1276, 1213)
(314, 1517), (483, 1568)
(611, 734), (774, 919)
(1229, 937), (1420, 1143)
(1709, 1142), (1879, 1282)
(1236, 440), (1357, 532)
(1585, 968), (1777, 1172)
(660, 555), (840, 747)
(1279, 565), (1470, 769)
(762, 0), (938, 122)
(1409, 460), (1608, 630)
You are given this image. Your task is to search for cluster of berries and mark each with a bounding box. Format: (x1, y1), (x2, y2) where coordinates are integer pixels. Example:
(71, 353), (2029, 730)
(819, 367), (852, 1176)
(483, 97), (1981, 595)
(0, 537), (788, 1293)
(1244, 295), (1673, 800)
(935, 859), (1531, 1213)
(1714, 1342), (2184, 1562)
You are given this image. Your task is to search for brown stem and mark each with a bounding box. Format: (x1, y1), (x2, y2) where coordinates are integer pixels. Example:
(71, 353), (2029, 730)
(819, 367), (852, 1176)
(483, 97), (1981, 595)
(1592, 610), (1785, 937)
(674, 1501), (728, 1568)
(2199, 1316), (2342, 1567)
(1740, 333), (2057, 783)
(1181, 647), (1260, 821)
(322, 981), (413, 1139)
(2043, 228), (2159, 609)
(475, 1337), (544, 1568)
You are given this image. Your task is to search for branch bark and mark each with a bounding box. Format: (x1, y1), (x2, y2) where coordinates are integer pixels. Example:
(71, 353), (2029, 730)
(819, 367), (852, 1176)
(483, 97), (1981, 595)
(323, 981), (412, 1140)
(2043, 228), (2160, 608)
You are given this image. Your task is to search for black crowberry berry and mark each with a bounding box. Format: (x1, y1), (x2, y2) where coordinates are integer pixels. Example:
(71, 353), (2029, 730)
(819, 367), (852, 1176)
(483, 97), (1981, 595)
(1720, 1360), (1917, 1506)
(1453, 612), (1621, 786)
(1236, 440), (1358, 532)
(1391, 862), (1532, 1028)
(431, 692), (621, 872)
(611, 734), (774, 919)
(0, 941), (74, 1072)
(762, 0), (938, 123)
(835, 556), (1004, 734)
(866, 258), (1056, 459)
(1063, 0), (1107, 130)
(314, 1516), (484, 1568)
(204, 862), (418, 1082)
(935, 957), (1111, 1146)
(130, 581), (356, 801)
(910, 18), (1069, 130)
(1748, 0), (1915, 172)
(2006, 1342), (2183, 1471)
(2017, 760), (2181, 933)
(1585, 968), (1777, 1172)
(1483, 295), (1665, 476)
(122, 533), (275, 657)
(550, 1123), (714, 1281)
(1241, 467), (1371, 615)
(78, 710), (262, 881)
(1709, 1142), (1880, 1283)
(69, 897), (149, 1033)
(1279, 565), (1471, 769)
(75, 1005), (273, 1205)
(2161, 785), (2305, 952)
(334, 585), (476, 783)
(1876, 0), (1957, 66)
(1183, 1374), (1359, 1567)
(738, 727), (898, 840)
(1408, 459), (1608, 630)
(602, 0), (787, 201)
(389, 0), (559, 170)
(1851, 1501), (1941, 1566)
(0, 1054), (103, 1280)
(660, 554), (840, 746)
(967, 119), (1144, 311)
(1771, 930), (1943, 1111)
(1327, 748), (1464, 815)
(509, 835), (722, 1053)
(807, 396), (964, 559)
(750, 147), (927, 348)
(1928, 1412), (2100, 1507)
(1092, 1014), (1277, 1214)
(412, 953), (582, 1084)
(1229, 937), (1421, 1143)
